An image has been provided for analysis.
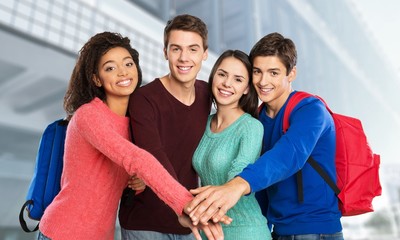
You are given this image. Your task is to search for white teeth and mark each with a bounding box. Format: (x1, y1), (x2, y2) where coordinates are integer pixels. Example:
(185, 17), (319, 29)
(117, 79), (131, 86)
(178, 66), (190, 71)
(260, 88), (272, 93)
(219, 89), (232, 95)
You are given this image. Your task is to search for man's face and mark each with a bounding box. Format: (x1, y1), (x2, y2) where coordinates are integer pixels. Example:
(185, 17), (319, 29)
(252, 55), (296, 109)
(164, 30), (208, 85)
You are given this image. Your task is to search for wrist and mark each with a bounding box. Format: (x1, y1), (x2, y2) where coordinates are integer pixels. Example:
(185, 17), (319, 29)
(229, 177), (251, 196)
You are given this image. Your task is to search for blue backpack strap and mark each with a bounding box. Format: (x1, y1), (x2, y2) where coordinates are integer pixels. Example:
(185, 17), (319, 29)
(19, 119), (68, 232)
(43, 120), (68, 207)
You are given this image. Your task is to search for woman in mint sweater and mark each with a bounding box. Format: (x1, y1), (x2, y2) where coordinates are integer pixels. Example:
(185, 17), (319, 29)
(192, 50), (271, 240)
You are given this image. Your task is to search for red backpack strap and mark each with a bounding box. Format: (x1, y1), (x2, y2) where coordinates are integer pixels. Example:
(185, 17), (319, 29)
(283, 91), (314, 133)
(284, 92), (340, 203)
(258, 103), (265, 114)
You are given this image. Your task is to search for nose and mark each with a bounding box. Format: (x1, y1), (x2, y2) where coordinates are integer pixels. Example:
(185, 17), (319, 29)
(222, 77), (232, 87)
(118, 66), (128, 76)
(179, 49), (189, 61)
(255, 73), (268, 86)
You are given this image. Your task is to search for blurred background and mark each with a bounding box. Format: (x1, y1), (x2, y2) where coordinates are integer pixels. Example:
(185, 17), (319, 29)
(0, 0), (399, 239)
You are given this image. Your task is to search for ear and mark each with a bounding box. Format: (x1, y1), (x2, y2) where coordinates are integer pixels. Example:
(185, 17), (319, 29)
(243, 86), (249, 95)
(202, 49), (208, 61)
(288, 66), (297, 83)
(163, 48), (168, 60)
(92, 74), (102, 87)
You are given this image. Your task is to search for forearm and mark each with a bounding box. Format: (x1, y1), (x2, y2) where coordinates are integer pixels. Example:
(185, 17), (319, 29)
(129, 149), (193, 215)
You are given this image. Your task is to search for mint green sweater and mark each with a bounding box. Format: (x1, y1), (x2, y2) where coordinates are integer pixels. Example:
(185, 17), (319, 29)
(193, 113), (271, 240)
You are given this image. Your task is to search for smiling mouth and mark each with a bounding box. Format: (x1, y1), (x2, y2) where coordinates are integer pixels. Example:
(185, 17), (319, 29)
(218, 89), (233, 96)
(178, 66), (192, 71)
(258, 87), (273, 94)
(116, 79), (132, 86)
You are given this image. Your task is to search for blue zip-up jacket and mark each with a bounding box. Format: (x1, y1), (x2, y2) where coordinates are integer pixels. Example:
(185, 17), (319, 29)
(239, 91), (342, 235)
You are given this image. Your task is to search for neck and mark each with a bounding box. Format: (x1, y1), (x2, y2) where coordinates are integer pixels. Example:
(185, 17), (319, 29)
(104, 96), (129, 117)
(160, 74), (196, 106)
(211, 106), (244, 133)
(265, 88), (293, 118)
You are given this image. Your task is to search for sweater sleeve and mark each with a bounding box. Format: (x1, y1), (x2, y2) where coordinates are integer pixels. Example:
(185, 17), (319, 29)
(74, 105), (192, 215)
(239, 99), (332, 192)
(227, 118), (263, 180)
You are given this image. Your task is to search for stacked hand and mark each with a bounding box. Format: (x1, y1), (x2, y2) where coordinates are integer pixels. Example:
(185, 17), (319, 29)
(178, 213), (225, 240)
(185, 177), (250, 225)
(127, 174), (146, 194)
(128, 175), (251, 240)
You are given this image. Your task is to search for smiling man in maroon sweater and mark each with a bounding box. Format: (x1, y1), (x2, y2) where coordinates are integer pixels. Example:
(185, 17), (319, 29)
(118, 14), (212, 240)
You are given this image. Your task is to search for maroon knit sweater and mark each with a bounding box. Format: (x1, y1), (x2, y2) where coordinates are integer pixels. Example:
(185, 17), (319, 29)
(119, 78), (211, 234)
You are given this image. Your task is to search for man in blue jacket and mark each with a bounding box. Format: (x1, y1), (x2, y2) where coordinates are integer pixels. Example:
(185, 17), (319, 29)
(186, 32), (343, 240)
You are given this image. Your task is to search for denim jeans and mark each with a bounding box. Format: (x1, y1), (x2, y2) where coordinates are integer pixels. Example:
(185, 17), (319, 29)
(37, 231), (51, 240)
(121, 228), (196, 240)
(272, 232), (344, 240)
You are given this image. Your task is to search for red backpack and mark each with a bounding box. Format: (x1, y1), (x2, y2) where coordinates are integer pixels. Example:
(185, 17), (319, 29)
(282, 91), (382, 216)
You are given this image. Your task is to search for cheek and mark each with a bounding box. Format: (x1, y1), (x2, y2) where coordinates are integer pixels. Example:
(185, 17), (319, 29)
(194, 54), (206, 63)
(237, 84), (249, 95)
(252, 75), (261, 85)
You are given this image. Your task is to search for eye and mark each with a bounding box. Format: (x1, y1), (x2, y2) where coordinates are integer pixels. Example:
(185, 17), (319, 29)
(253, 69), (260, 75)
(190, 48), (198, 52)
(171, 47), (180, 52)
(235, 78), (243, 83)
(126, 62), (134, 67)
(271, 71), (278, 76)
(217, 72), (226, 78)
(105, 66), (115, 72)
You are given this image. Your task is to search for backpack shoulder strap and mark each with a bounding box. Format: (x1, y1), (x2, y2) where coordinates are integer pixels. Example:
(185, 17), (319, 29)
(283, 91), (314, 133)
(308, 157), (340, 194)
(283, 91), (340, 202)
(282, 91), (312, 202)
(258, 103), (265, 115)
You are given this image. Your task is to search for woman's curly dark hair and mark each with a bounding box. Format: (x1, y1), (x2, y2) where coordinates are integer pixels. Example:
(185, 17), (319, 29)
(64, 32), (142, 120)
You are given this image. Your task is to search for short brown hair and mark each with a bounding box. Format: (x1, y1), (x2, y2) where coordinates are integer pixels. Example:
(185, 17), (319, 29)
(249, 32), (297, 75)
(163, 14), (208, 50)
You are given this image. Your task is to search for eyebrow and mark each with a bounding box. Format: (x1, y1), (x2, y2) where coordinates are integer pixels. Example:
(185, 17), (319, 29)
(252, 66), (281, 72)
(102, 56), (133, 67)
(268, 68), (281, 72)
(217, 68), (245, 79)
(169, 43), (201, 48)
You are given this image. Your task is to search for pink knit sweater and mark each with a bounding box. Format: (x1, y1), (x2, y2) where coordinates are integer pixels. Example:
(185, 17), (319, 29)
(39, 98), (193, 240)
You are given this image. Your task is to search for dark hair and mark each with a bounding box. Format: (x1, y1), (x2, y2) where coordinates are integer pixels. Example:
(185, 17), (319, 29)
(249, 32), (297, 75)
(64, 32), (142, 120)
(208, 50), (259, 118)
(164, 14), (208, 50)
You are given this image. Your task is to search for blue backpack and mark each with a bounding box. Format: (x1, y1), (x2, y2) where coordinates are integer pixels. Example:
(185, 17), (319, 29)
(19, 119), (68, 232)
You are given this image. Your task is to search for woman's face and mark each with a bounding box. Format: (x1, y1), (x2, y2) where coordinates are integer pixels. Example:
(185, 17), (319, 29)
(212, 56), (249, 108)
(93, 47), (138, 101)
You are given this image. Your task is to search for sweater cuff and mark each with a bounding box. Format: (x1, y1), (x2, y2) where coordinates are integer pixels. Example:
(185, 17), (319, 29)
(172, 192), (193, 216)
(238, 171), (256, 193)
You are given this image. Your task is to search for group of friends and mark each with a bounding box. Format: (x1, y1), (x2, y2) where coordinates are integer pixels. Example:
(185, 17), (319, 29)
(37, 14), (343, 240)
